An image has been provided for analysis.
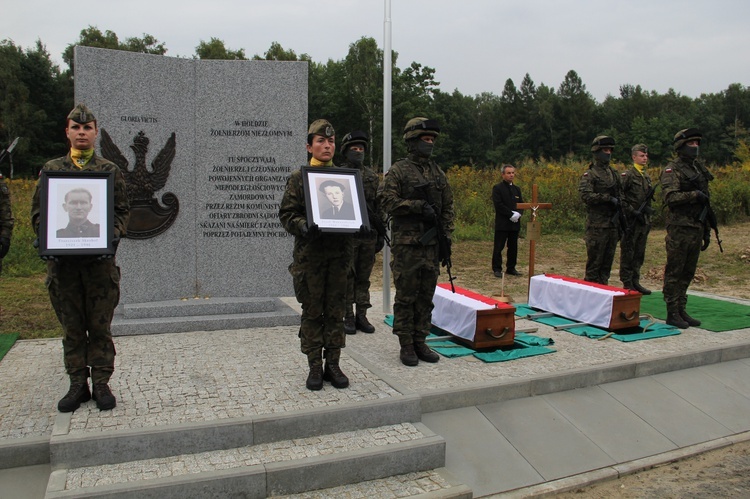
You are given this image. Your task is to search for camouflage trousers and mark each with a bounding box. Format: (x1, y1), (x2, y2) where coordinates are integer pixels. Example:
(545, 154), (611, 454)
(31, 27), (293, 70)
(391, 244), (440, 346)
(290, 254), (349, 366)
(346, 235), (377, 316)
(584, 226), (619, 285)
(46, 258), (120, 384)
(663, 224), (702, 313)
(619, 221), (650, 286)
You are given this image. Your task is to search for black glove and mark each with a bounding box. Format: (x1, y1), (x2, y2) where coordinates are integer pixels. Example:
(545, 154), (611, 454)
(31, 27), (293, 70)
(0, 237), (9, 259)
(441, 239), (452, 267)
(301, 223), (321, 240)
(695, 190), (709, 204)
(701, 226), (711, 251)
(374, 235), (385, 253)
(33, 238), (58, 261)
(97, 236), (121, 261)
(643, 206), (655, 216)
(633, 210), (646, 225)
(422, 201), (436, 220)
(609, 196), (620, 207)
(356, 225), (373, 238)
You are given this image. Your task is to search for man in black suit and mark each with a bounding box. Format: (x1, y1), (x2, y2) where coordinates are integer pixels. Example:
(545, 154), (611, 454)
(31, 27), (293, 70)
(319, 180), (356, 220)
(491, 164), (524, 277)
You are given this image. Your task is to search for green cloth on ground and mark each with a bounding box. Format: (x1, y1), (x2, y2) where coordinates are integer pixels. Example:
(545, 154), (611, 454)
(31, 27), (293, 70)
(640, 292), (750, 332)
(0, 333), (19, 362)
(516, 305), (681, 341)
(513, 304), (537, 317)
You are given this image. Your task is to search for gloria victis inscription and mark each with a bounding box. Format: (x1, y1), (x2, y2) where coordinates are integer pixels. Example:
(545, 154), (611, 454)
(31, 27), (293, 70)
(200, 119), (294, 239)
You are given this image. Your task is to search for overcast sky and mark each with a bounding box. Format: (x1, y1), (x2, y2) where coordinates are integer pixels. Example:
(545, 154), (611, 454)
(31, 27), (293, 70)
(3, 0), (748, 102)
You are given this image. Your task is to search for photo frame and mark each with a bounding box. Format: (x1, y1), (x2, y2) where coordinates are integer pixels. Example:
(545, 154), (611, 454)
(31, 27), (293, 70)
(38, 170), (115, 256)
(302, 166), (370, 233)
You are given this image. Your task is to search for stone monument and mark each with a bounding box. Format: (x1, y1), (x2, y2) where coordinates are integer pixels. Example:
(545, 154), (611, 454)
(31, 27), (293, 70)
(74, 46), (306, 334)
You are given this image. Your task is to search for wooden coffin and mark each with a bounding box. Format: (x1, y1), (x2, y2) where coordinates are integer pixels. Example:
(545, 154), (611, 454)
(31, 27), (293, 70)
(432, 284), (516, 349)
(528, 274), (641, 330)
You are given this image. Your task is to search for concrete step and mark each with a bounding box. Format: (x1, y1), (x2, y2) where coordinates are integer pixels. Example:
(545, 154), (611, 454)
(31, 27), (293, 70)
(46, 423), (446, 498)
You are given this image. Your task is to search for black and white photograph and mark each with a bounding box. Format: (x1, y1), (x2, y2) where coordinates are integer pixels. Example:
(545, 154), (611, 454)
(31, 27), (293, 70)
(301, 166), (369, 233)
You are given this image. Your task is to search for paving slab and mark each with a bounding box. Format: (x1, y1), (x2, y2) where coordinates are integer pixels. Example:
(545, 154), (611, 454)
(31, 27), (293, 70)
(698, 358), (750, 397)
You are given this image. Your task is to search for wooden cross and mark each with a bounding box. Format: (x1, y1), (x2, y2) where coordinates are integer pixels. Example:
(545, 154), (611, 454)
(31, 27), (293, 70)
(515, 184), (552, 293)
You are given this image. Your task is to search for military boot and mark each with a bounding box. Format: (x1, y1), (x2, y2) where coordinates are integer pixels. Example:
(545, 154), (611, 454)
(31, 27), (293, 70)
(58, 381), (91, 413)
(306, 351), (324, 390)
(355, 309), (375, 334)
(680, 310), (701, 327)
(92, 383), (117, 411)
(666, 311), (689, 329)
(399, 344), (418, 366)
(414, 342), (440, 363)
(633, 282), (652, 295)
(323, 350), (349, 389)
(344, 313), (356, 335)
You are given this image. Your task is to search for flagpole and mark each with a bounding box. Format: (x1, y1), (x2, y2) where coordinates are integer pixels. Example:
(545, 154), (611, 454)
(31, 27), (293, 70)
(382, 0), (393, 313)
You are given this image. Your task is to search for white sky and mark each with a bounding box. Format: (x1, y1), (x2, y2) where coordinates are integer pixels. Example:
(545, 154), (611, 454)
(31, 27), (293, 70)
(3, 0), (749, 102)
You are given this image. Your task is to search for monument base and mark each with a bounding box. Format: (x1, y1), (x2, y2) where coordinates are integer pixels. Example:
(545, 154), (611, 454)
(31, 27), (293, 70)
(112, 297), (300, 335)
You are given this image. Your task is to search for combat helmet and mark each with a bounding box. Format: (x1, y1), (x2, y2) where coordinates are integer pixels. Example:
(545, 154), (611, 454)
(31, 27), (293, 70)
(340, 130), (368, 154)
(590, 135), (615, 152)
(403, 117), (440, 141)
(67, 103), (96, 124)
(673, 128), (702, 150)
(307, 119), (335, 143)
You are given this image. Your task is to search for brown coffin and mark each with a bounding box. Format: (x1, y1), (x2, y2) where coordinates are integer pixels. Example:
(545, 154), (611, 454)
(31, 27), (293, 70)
(608, 292), (642, 330)
(445, 306), (517, 349)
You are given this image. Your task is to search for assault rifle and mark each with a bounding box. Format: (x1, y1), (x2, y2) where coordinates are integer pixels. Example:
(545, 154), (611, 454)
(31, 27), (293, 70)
(367, 208), (390, 249)
(688, 172), (723, 253)
(625, 184), (657, 236)
(610, 197), (629, 235)
(413, 182), (455, 292)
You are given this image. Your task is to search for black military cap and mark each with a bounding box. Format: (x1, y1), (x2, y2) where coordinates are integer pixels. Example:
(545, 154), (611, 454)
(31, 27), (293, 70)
(340, 130), (368, 154)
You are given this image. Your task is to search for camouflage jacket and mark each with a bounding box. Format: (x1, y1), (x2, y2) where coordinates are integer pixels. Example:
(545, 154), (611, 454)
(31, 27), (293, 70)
(341, 160), (383, 236)
(578, 160), (623, 228)
(660, 156), (712, 229)
(0, 174), (13, 240)
(31, 153), (130, 239)
(278, 166), (352, 266)
(378, 154), (454, 246)
(620, 166), (653, 224)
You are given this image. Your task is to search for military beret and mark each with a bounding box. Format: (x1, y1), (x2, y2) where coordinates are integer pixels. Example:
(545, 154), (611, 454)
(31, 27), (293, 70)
(308, 119), (335, 138)
(67, 103), (96, 124)
(340, 130), (368, 153)
(631, 144), (648, 154)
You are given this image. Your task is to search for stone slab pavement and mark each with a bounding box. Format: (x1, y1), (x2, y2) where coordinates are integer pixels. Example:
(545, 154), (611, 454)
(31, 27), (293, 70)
(2, 289), (750, 497)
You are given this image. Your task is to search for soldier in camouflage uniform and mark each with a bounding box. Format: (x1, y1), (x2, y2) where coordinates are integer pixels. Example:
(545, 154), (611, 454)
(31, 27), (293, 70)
(378, 117), (454, 366)
(279, 119), (353, 390)
(661, 128), (712, 329)
(0, 173), (13, 275)
(31, 104), (130, 412)
(340, 130), (383, 335)
(579, 135), (623, 285)
(619, 144), (654, 294)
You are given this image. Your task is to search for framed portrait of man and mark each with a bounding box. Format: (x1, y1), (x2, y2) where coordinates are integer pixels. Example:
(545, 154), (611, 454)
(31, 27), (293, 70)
(38, 171), (115, 256)
(301, 166), (370, 233)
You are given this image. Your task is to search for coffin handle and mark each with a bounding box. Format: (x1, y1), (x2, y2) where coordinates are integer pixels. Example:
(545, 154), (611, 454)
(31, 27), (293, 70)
(620, 310), (638, 321)
(486, 327), (509, 339)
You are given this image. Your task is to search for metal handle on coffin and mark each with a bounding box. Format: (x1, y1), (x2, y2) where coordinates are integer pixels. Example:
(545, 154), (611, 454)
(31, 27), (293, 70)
(486, 327), (509, 339)
(620, 311), (638, 321)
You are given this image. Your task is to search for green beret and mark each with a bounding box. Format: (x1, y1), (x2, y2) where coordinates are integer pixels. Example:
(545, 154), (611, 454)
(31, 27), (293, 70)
(67, 103), (96, 124)
(307, 119), (335, 138)
(631, 144), (648, 154)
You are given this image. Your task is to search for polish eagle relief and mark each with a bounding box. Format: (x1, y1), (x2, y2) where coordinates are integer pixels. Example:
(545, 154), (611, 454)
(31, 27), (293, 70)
(100, 129), (179, 239)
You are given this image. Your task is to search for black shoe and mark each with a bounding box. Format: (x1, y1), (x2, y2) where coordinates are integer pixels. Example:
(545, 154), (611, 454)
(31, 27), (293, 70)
(506, 269), (522, 276)
(306, 364), (324, 390)
(323, 363), (350, 388)
(92, 383), (116, 411)
(400, 344), (419, 366)
(58, 382), (91, 412)
(633, 283), (652, 295)
(355, 313), (375, 333)
(493, 271), (503, 278)
(344, 315), (356, 335)
(680, 310), (701, 327)
(666, 313), (689, 329)
(414, 343), (440, 363)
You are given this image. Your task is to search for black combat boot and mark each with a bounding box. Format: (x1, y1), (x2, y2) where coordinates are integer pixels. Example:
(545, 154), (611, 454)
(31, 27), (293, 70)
(323, 349), (349, 388)
(666, 312), (689, 329)
(92, 383), (117, 411)
(355, 310), (375, 333)
(680, 310), (701, 327)
(306, 364), (324, 391)
(633, 282), (652, 295)
(399, 344), (418, 366)
(414, 342), (440, 363)
(58, 381), (91, 412)
(344, 314), (356, 335)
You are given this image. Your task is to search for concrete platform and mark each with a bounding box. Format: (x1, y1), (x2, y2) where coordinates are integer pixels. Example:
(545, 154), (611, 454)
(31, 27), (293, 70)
(1, 290), (750, 497)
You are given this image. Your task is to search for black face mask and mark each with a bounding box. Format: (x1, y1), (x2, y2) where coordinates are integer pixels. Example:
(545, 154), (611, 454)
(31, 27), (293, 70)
(416, 140), (434, 158)
(345, 149), (364, 166)
(679, 145), (699, 159)
(594, 150), (611, 164)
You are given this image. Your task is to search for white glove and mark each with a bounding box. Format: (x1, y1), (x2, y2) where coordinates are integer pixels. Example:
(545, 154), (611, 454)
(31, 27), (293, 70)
(510, 211), (521, 223)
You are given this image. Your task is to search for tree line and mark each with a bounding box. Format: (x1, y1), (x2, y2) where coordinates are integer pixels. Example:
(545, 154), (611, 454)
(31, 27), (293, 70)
(2, 26), (749, 178)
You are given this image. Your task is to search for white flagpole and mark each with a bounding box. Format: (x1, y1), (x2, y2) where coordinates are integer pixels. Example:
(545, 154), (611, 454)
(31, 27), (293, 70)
(382, 0), (393, 313)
